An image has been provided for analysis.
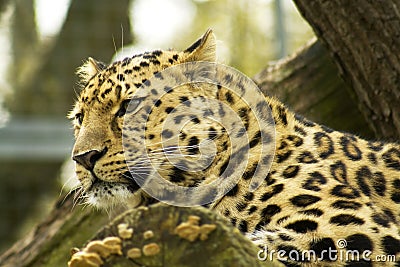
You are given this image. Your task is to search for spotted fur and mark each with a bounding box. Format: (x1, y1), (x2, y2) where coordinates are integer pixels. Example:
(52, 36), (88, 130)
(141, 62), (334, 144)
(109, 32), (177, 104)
(69, 30), (400, 266)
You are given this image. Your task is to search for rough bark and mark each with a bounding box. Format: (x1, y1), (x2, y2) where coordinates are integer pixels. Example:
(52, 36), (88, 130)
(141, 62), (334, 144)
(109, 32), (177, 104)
(293, 0), (400, 140)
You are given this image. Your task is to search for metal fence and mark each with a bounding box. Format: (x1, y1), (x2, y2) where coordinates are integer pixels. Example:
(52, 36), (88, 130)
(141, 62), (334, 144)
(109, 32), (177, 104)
(0, 117), (73, 161)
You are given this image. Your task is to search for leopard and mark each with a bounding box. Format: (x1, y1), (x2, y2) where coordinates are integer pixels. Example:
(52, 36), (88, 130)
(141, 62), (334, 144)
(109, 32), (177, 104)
(69, 29), (400, 266)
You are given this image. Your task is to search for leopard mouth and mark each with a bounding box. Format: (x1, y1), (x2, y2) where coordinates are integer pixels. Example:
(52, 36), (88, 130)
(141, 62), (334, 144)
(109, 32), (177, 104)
(84, 172), (145, 209)
(80, 163), (155, 209)
(123, 171), (143, 193)
(86, 168), (149, 195)
(87, 170), (101, 191)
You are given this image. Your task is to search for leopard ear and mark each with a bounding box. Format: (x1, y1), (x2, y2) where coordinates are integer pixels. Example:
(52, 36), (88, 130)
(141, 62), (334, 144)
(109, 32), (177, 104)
(77, 57), (106, 84)
(183, 29), (216, 62)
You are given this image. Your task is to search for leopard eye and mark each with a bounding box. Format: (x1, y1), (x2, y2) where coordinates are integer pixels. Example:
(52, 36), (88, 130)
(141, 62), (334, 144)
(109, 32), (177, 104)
(116, 98), (143, 117)
(75, 113), (84, 125)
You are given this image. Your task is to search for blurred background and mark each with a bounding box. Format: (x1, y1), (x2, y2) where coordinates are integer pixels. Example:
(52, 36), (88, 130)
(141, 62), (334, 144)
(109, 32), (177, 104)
(0, 0), (314, 253)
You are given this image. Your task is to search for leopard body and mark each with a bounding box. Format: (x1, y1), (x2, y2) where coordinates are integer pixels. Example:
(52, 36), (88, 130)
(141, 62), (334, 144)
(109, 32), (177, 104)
(69, 30), (400, 266)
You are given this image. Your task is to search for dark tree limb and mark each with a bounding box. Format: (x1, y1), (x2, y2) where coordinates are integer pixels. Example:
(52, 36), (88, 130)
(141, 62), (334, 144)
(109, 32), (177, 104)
(292, 0), (400, 140)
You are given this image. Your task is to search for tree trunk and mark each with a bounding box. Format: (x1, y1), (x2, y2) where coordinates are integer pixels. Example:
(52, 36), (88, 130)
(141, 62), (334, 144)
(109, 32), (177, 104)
(293, 0), (400, 140)
(0, 0), (10, 15)
(11, 0), (38, 88)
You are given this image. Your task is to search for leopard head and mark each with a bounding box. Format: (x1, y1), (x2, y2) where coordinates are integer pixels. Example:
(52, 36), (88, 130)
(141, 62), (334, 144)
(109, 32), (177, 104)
(69, 30), (271, 209)
(69, 30), (225, 208)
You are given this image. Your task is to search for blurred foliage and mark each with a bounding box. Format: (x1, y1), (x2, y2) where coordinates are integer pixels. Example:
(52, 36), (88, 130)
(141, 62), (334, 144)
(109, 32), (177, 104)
(4, 0), (314, 115)
(7, 0), (133, 115)
(172, 0), (314, 76)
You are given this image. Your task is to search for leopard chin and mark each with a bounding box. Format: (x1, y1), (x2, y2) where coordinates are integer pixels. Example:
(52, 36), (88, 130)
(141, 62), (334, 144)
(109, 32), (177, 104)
(85, 182), (143, 210)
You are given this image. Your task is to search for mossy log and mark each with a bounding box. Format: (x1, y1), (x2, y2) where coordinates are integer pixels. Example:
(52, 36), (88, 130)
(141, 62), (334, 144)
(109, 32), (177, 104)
(67, 203), (280, 267)
(0, 193), (280, 267)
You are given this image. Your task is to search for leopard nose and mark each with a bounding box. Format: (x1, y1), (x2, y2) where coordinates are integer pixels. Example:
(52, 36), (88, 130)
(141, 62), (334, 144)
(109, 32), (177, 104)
(72, 149), (107, 171)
